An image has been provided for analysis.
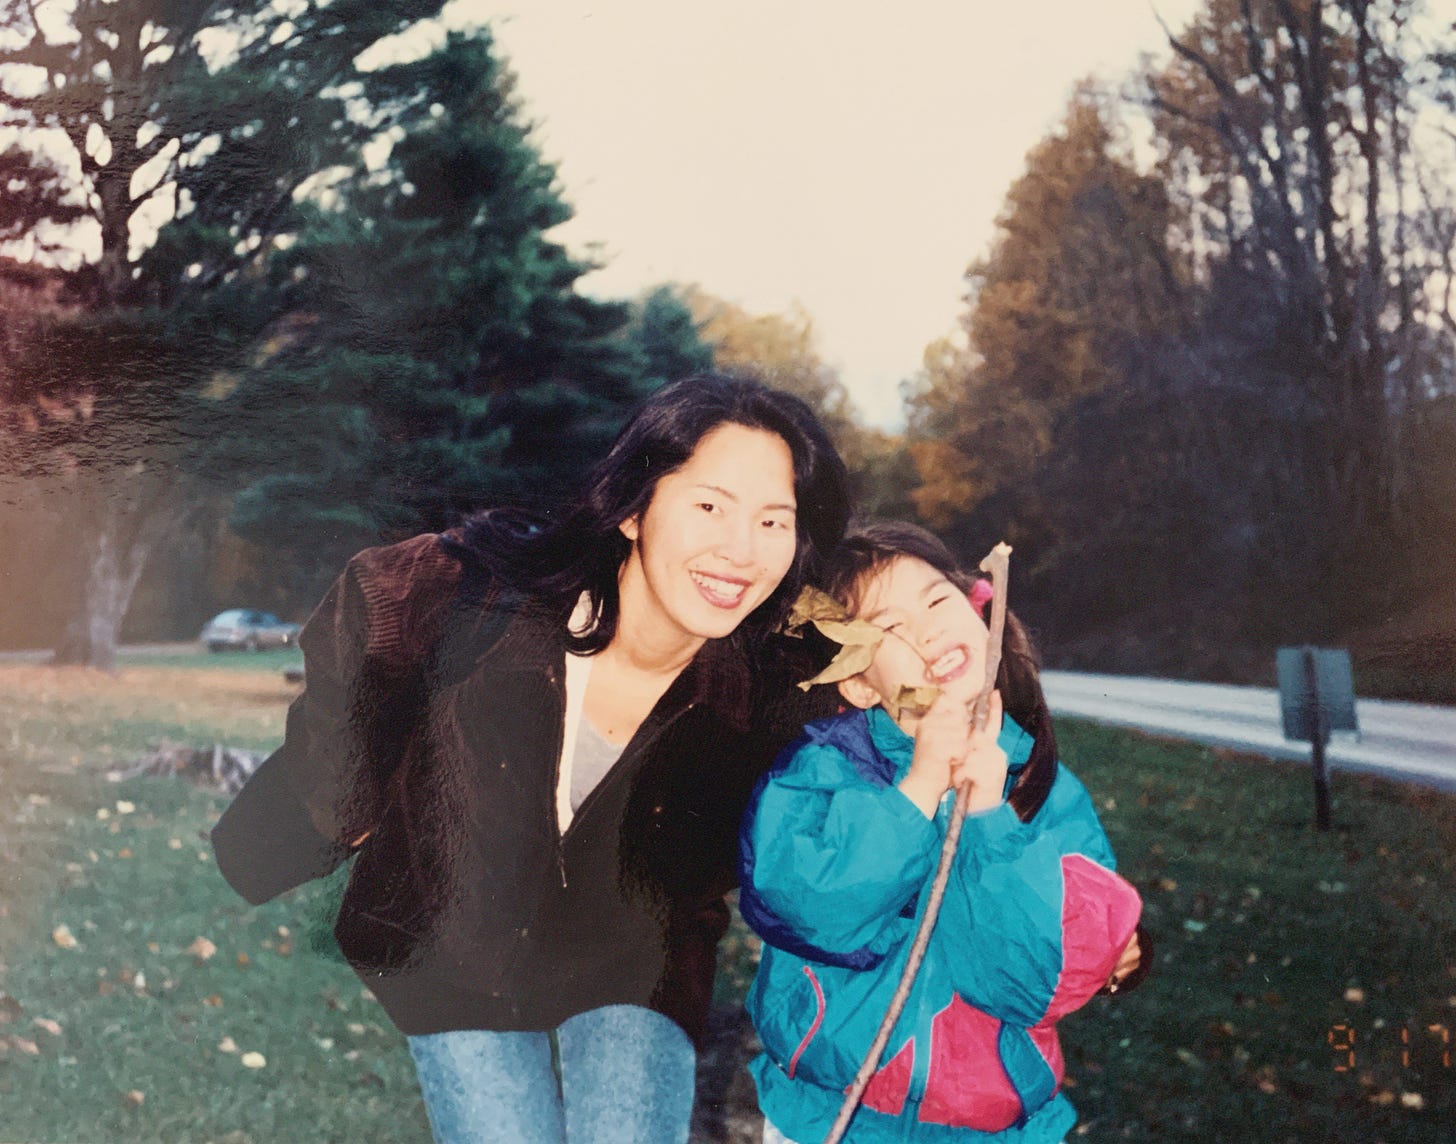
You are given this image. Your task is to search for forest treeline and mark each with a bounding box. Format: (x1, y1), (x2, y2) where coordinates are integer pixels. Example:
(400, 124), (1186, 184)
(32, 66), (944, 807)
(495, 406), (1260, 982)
(1, 0), (1453, 694)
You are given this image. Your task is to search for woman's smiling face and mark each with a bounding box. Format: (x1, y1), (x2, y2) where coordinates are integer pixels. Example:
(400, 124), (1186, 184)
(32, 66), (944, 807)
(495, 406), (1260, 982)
(616, 422), (799, 650)
(841, 555), (990, 731)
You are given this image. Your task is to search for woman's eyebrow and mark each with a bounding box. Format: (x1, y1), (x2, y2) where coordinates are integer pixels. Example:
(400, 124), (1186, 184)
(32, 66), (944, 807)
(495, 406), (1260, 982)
(692, 484), (796, 514)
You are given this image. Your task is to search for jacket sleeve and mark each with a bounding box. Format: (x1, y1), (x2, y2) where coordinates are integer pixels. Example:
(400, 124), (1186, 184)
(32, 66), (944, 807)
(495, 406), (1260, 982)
(211, 534), (461, 904)
(934, 768), (1142, 1027)
(744, 741), (940, 958)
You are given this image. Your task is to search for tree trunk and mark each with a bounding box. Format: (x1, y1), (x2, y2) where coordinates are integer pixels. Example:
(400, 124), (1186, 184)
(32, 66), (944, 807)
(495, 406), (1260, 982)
(51, 483), (179, 671)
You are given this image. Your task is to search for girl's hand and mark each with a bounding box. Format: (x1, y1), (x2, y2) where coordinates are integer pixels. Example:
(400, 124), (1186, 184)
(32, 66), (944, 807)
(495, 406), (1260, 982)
(950, 690), (1008, 813)
(1104, 930), (1142, 993)
(898, 689), (974, 818)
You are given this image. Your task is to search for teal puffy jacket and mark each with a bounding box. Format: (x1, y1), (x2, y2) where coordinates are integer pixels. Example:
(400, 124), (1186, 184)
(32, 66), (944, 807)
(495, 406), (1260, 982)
(740, 706), (1141, 1142)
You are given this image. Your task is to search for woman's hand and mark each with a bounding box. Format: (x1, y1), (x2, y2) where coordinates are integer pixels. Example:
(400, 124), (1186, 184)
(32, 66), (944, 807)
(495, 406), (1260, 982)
(950, 690), (1008, 813)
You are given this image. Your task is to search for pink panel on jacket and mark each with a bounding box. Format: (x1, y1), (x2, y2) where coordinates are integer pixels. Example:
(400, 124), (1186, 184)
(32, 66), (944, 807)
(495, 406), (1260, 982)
(1028, 1022), (1064, 1084)
(1043, 854), (1143, 1025)
(861, 1037), (914, 1116)
(918, 996), (1023, 1131)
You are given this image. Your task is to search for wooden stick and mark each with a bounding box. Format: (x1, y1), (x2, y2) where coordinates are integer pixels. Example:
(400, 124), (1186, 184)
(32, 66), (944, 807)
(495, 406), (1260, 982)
(822, 543), (1012, 1144)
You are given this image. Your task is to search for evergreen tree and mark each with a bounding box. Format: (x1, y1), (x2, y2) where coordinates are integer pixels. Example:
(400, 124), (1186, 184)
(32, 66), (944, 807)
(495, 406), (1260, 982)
(0, 0), (452, 666)
(225, 30), (663, 591)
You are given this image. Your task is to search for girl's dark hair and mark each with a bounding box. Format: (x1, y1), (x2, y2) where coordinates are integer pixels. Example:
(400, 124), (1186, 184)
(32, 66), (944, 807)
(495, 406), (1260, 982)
(824, 520), (1057, 823)
(444, 372), (851, 655)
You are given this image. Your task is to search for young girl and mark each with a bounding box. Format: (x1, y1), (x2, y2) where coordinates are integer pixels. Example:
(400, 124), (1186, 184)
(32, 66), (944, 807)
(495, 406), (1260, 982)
(739, 521), (1144, 1144)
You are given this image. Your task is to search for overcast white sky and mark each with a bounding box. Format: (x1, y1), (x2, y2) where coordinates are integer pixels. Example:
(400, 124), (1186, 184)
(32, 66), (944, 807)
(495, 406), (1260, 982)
(439, 0), (1205, 426)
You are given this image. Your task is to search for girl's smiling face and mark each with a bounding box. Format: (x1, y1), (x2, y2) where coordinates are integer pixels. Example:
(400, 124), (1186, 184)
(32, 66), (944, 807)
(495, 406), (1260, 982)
(838, 555), (990, 731)
(616, 421), (799, 651)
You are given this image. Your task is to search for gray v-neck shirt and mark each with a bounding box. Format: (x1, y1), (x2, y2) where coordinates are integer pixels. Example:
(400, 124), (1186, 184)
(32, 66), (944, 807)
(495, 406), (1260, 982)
(571, 718), (626, 812)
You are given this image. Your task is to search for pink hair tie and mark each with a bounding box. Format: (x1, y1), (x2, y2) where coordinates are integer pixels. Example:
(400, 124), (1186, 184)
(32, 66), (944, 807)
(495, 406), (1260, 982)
(968, 578), (994, 618)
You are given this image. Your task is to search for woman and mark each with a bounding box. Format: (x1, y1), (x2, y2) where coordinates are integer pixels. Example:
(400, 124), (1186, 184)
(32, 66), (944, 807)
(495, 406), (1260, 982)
(211, 373), (851, 1144)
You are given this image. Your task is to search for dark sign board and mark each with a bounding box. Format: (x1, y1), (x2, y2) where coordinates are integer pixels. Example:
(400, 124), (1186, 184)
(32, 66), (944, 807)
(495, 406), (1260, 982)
(1277, 646), (1359, 744)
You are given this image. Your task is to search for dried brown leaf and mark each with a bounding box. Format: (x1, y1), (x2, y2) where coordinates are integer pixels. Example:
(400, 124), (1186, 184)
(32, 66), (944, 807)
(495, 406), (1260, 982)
(784, 588), (887, 688)
(798, 638), (881, 690)
(883, 685), (941, 722)
(782, 586), (851, 633)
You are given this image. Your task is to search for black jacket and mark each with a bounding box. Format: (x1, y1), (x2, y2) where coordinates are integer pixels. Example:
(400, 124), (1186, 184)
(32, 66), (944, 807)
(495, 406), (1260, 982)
(212, 533), (822, 1044)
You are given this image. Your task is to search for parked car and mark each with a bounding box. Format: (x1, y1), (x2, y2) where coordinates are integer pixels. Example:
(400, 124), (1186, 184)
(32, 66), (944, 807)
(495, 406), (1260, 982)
(200, 609), (302, 652)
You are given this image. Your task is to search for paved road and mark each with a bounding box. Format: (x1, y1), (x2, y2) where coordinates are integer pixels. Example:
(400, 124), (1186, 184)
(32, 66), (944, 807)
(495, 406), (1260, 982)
(0, 642), (239, 663)
(5, 647), (1450, 790)
(1043, 670), (1456, 792)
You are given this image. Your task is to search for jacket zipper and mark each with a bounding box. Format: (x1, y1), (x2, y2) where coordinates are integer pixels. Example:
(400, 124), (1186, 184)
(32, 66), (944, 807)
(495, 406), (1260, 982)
(546, 663), (568, 888)
(906, 809), (952, 1105)
(559, 701), (696, 854)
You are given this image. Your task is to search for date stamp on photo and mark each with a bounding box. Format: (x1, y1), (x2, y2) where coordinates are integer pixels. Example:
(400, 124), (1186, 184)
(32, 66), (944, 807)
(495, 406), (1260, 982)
(1328, 1021), (1452, 1073)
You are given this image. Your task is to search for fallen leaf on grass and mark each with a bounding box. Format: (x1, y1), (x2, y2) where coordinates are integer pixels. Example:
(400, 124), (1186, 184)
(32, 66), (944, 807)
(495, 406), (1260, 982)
(187, 937), (217, 960)
(123, 1090), (144, 1107)
(1345, 987), (1366, 1003)
(1174, 1049), (1203, 1069)
(52, 925), (79, 950)
(217, 1037), (238, 1053)
(240, 1051), (266, 1069)
(115, 801), (135, 815)
(1401, 1092), (1425, 1110)
(168, 838), (182, 850)
(236, 952), (251, 968)
(8, 1036), (39, 1055)
(33, 1019), (61, 1037)
(203, 994), (223, 1008)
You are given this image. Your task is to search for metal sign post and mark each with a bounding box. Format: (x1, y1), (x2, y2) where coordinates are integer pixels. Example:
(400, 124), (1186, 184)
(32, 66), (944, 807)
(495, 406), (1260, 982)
(1277, 647), (1359, 832)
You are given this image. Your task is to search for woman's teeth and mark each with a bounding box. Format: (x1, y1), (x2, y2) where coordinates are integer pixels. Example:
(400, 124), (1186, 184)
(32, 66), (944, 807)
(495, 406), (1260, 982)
(691, 571), (748, 608)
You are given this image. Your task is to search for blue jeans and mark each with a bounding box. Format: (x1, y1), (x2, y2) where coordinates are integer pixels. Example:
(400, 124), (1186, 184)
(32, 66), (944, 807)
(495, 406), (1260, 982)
(408, 1005), (696, 1144)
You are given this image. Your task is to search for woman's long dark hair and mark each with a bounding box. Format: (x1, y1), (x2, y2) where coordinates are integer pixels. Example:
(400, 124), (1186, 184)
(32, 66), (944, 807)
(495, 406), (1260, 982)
(443, 372), (851, 655)
(822, 520), (1057, 823)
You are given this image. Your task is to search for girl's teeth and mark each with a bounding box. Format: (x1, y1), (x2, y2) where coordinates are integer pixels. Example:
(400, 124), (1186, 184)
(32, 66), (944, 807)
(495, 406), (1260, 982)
(931, 649), (966, 677)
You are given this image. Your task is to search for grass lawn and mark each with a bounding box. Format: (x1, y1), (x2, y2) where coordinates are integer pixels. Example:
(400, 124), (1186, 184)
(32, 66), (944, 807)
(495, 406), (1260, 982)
(0, 655), (1451, 1142)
